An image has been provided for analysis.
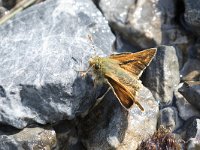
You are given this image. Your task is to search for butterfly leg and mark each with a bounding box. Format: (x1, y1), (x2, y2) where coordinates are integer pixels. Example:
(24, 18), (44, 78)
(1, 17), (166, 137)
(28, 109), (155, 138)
(95, 87), (111, 106)
(80, 71), (87, 77)
(80, 64), (95, 77)
(89, 87), (111, 112)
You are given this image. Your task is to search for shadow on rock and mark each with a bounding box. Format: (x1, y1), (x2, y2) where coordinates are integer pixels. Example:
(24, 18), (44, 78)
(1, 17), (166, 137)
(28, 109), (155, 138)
(78, 91), (128, 149)
(78, 85), (159, 150)
(18, 75), (96, 126)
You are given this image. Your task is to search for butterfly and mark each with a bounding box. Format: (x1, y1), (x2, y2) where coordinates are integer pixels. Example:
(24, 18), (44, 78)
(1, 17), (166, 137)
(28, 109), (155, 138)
(85, 48), (157, 111)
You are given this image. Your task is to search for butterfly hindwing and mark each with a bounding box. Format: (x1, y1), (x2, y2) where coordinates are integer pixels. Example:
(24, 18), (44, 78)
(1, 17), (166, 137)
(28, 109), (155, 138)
(105, 74), (144, 111)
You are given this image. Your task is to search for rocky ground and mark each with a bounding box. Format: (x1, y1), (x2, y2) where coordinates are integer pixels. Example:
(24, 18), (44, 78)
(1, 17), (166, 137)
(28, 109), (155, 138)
(0, 0), (199, 149)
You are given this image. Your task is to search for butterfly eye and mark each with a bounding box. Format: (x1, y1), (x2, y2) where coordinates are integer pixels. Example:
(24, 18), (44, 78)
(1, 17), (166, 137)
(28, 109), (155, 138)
(94, 64), (100, 70)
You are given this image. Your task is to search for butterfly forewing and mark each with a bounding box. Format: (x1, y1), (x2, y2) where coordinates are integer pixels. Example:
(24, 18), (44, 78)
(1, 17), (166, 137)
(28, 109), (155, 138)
(109, 48), (157, 77)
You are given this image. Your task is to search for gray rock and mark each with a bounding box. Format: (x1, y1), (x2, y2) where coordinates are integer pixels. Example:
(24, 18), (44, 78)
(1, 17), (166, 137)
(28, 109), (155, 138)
(0, 136), (21, 150)
(188, 43), (200, 60)
(175, 85), (200, 121)
(186, 119), (200, 140)
(187, 138), (200, 150)
(174, 45), (184, 70)
(2, 0), (16, 10)
(114, 33), (139, 53)
(0, 6), (7, 18)
(54, 120), (84, 150)
(143, 45), (180, 105)
(0, 127), (57, 149)
(180, 58), (200, 81)
(79, 85), (159, 150)
(97, 0), (188, 48)
(97, 0), (133, 25)
(158, 107), (181, 131)
(180, 118), (200, 149)
(178, 81), (200, 111)
(0, 0), (115, 128)
(182, 0), (200, 35)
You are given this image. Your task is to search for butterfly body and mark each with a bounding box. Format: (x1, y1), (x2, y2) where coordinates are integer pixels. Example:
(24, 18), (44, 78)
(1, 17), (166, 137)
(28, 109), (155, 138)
(88, 48), (157, 111)
(89, 56), (141, 90)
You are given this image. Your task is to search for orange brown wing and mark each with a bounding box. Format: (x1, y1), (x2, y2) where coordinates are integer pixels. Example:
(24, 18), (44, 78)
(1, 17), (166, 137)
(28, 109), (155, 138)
(109, 48), (157, 77)
(105, 75), (144, 111)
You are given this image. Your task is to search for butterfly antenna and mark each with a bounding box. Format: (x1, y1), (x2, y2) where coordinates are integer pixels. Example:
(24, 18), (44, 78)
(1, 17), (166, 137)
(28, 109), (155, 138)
(88, 34), (96, 56)
(81, 64), (95, 77)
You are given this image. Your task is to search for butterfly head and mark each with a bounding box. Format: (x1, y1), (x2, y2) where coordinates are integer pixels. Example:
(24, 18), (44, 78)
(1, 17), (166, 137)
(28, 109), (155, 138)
(89, 56), (102, 71)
